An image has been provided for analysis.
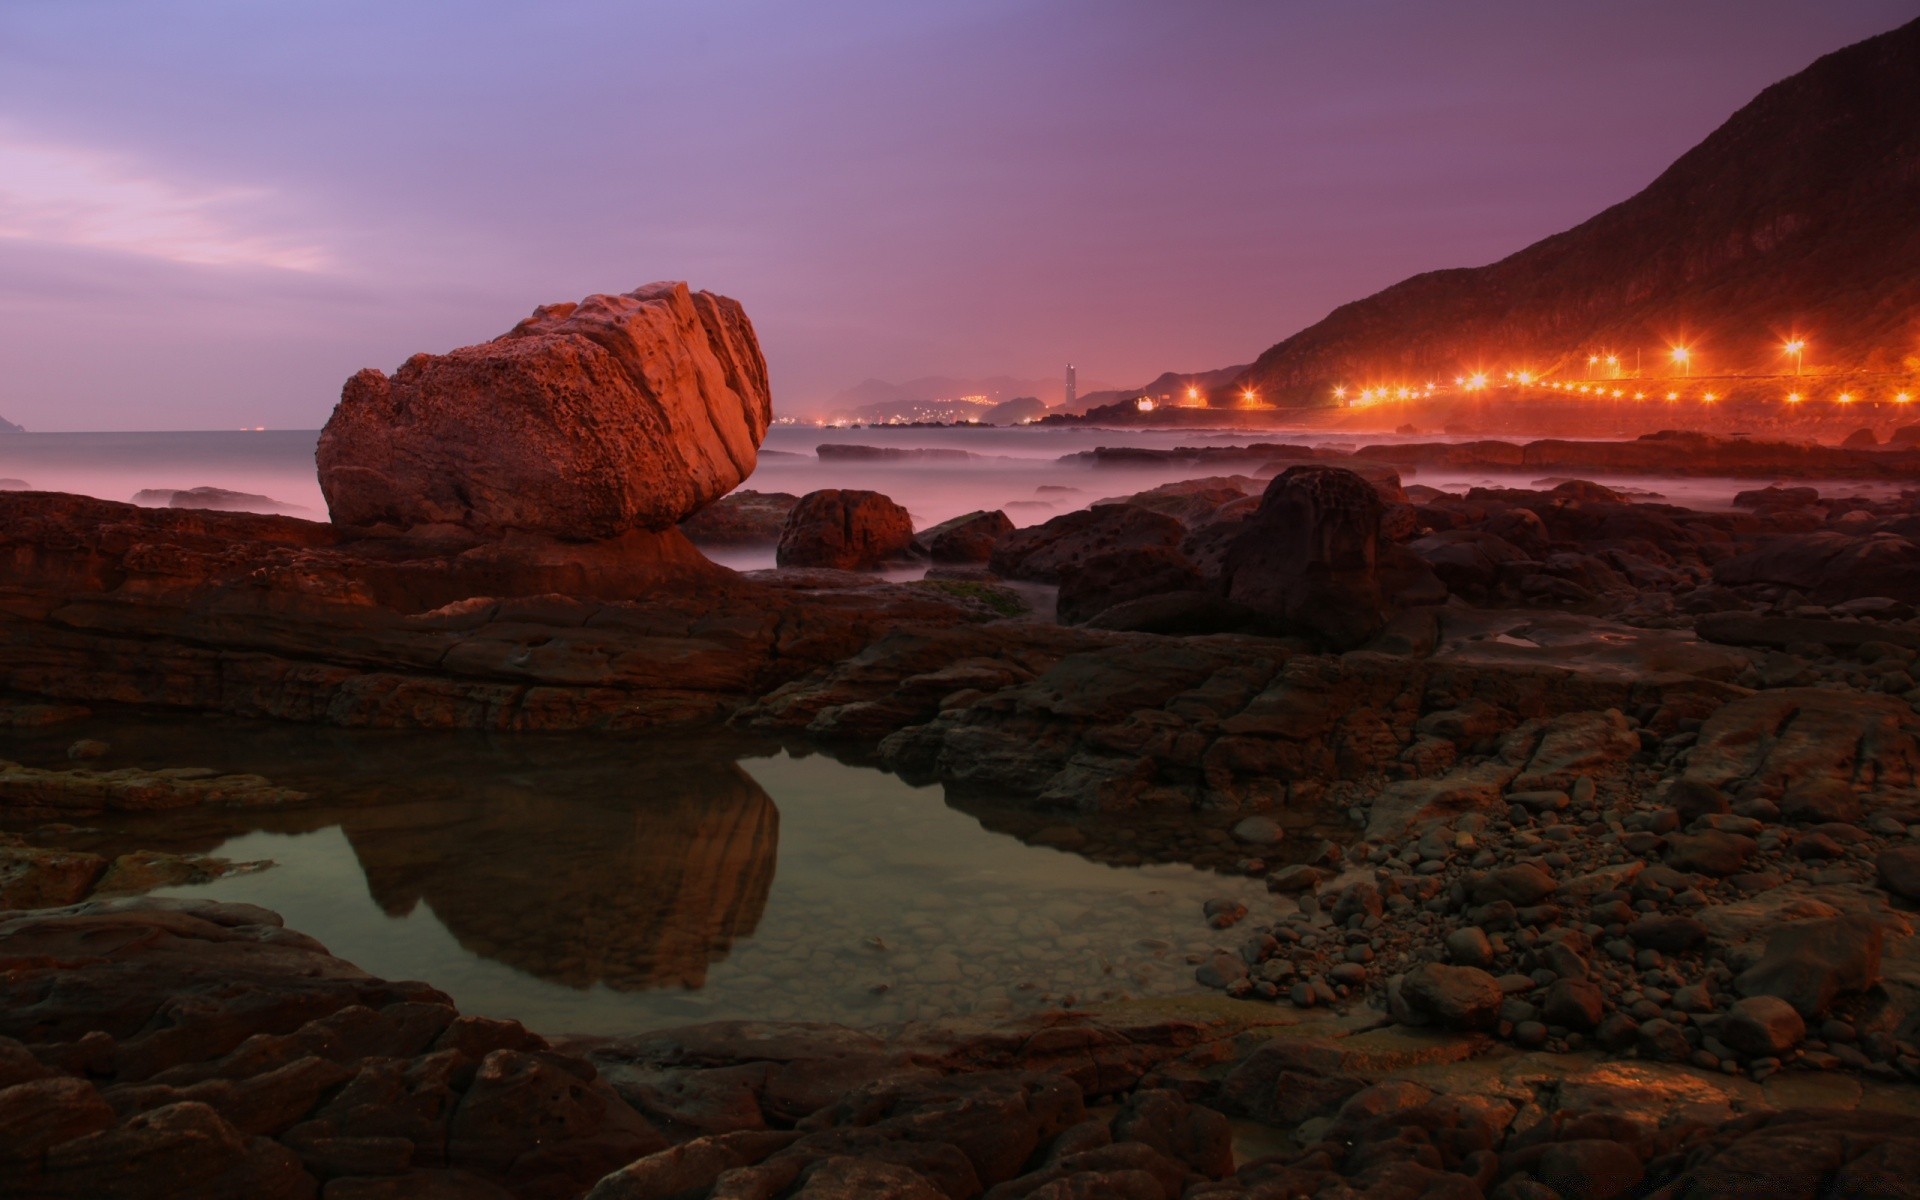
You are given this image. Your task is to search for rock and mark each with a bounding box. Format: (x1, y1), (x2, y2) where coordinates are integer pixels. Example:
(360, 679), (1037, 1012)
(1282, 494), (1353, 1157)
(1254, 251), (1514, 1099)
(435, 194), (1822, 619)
(678, 490), (801, 545)
(1220, 465), (1389, 649)
(0, 1075), (116, 1161)
(1541, 979), (1606, 1031)
(1663, 831), (1757, 877)
(1720, 996), (1806, 1058)
(1109, 1089), (1232, 1178)
(92, 851), (269, 896)
(133, 486), (303, 516)
(66, 739), (110, 761)
(0, 845), (108, 909)
(776, 491), (918, 570)
(1636, 1018), (1690, 1062)
(1625, 915), (1709, 953)
(1399, 963), (1503, 1030)
(1735, 915), (1884, 1017)
(583, 1130), (798, 1200)
(1230, 816), (1284, 846)
(1778, 778), (1863, 825)
(1196, 953), (1249, 989)
(1532, 1139), (1643, 1200)
(1713, 531), (1920, 605)
(1055, 547), (1202, 625)
(915, 511), (1015, 563)
(1471, 864), (1557, 907)
(1511, 710), (1638, 792)
(1877, 845), (1920, 901)
(318, 282), (769, 537)
(989, 505), (1186, 584)
(0, 760), (308, 818)
(1446, 928), (1495, 968)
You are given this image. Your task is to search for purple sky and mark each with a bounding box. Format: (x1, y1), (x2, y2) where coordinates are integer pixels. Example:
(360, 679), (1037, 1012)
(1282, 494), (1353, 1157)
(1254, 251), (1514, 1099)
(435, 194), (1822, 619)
(0, 0), (1910, 430)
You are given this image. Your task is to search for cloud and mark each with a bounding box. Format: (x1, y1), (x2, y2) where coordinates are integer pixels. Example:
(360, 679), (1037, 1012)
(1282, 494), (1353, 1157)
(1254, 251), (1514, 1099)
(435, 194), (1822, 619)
(0, 125), (328, 271)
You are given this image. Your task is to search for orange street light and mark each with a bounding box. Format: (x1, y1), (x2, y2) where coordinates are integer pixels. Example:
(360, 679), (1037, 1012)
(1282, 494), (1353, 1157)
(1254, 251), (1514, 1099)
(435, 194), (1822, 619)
(1838, 392), (1854, 404)
(1782, 338), (1806, 376)
(1670, 346), (1691, 377)
(1899, 392), (1913, 404)
(1332, 386), (1347, 402)
(1786, 392), (1803, 404)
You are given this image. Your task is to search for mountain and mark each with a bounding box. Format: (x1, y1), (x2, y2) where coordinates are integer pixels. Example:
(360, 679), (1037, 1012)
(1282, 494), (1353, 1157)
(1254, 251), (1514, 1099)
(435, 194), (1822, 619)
(1234, 17), (1920, 407)
(0, 414), (21, 433)
(1073, 364), (1250, 413)
(820, 372), (1119, 420)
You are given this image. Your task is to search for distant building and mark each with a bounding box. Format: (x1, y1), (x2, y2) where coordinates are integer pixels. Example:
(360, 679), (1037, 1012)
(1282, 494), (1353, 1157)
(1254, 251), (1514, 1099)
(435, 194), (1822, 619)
(1064, 364), (1077, 410)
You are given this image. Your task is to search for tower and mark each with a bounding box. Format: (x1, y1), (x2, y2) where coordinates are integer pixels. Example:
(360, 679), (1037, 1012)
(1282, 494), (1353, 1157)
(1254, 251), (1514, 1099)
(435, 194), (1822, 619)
(1064, 363), (1076, 410)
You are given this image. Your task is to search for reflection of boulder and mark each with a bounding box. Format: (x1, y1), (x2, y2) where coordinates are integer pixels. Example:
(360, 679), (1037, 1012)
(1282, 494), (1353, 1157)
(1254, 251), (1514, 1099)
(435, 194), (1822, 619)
(338, 758), (778, 991)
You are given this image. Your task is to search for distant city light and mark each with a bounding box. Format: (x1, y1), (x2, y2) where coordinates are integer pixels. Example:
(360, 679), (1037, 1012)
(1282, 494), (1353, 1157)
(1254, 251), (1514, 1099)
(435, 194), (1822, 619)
(1665, 391), (1679, 400)
(1838, 392), (1854, 404)
(1669, 345), (1691, 376)
(1332, 385), (1347, 401)
(1786, 391), (1803, 404)
(1703, 391), (1718, 402)
(1136, 397), (1155, 412)
(1783, 338), (1807, 376)
(1899, 392), (1914, 404)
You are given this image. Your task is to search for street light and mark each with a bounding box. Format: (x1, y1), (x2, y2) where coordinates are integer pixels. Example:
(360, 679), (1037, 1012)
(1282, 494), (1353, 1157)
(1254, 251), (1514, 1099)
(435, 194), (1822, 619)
(1783, 339), (1806, 376)
(1670, 346), (1691, 377)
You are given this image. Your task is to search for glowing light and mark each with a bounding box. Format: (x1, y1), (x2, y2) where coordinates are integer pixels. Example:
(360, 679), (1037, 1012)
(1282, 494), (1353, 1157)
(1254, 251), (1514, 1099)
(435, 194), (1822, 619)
(1516, 371), (1534, 385)
(1240, 387), (1258, 406)
(1786, 392), (1802, 404)
(1467, 373), (1489, 390)
(1186, 386), (1199, 401)
(1838, 392), (1854, 404)
(1614, 390), (1626, 399)
(1633, 392), (1644, 400)
(1665, 391), (1679, 401)
(1587, 355), (1599, 365)
(1397, 387), (1412, 400)
(1782, 338), (1807, 376)
(1332, 386), (1347, 401)
(1135, 397), (1155, 412)
(1454, 375), (1466, 386)
(1899, 393), (1913, 404)
(1703, 392), (1718, 403)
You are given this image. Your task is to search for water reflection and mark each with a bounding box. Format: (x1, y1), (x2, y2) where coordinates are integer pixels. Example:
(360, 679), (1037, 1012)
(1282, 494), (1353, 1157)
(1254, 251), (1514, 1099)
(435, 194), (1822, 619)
(1, 714), (1274, 1032)
(338, 761), (777, 990)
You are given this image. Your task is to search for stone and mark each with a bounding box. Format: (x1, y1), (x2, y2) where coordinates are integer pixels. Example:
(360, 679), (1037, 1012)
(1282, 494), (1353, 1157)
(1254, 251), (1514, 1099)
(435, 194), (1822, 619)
(1541, 979), (1607, 1032)
(989, 505), (1187, 584)
(776, 490), (918, 570)
(1735, 915), (1884, 1017)
(318, 282), (769, 537)
(1109, 1088), (1233, 1178)
(1663, 831), (1757, 877)
(1220, 465), (1389, 649)
(1532, 1139), (1644, 1200)
(583, 1130), (799, 1200)
(0, 845), (107, 909)
(1446, 928), (1495, 968)
(1230, 816), (1284, 846)
(1399, 962), (1503, 1030)
(1471, 864), (1557, 907)
(0, 1075), (116, 1162)
(678, 490), (800, 545)
(1721, 996), (1806, 1058)
(915, 510), (1015, 563)
(1877, 845), (1920, 901)
(1625, 915), (1709, 953)
(1056, 546), (1204, 626)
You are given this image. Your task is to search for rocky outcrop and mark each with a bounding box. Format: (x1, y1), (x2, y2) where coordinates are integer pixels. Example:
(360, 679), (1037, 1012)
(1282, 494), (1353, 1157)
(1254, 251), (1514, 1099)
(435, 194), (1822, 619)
(0, 492), (988, 733)
(775, 490), (918, 570)
(132, 487), (303, 515)
(1362, 433), (1920, 481)
(317, 282), (770, 538)
(1220, 466), (1390, 649)
(1234, 18), (1920, 402)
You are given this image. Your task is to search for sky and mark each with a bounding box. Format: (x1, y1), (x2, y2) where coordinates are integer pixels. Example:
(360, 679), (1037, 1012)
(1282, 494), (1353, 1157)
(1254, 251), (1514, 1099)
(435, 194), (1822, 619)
(0, 0), (1912, 431)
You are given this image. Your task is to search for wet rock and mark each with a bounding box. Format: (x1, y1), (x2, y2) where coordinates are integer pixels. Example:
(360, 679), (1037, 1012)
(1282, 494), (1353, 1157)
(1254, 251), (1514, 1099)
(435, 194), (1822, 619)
(0, 1074), (117, 1162)
(1229, 816), (1284, 846)
(1512, 710), (1638, 792)
(1446, 928), (1495, 968)
(1734, 914), (1883, 1017)
(319, 282), (769, 538)
(0, 761), (307, 818)
(66, 739), (110, 761)
(1624, 915), (1709, 953)
(1683, 688), (1920, 800)
(916, 510), (1016, 563)
(776, 490), (918, 570)
(92, 851), (269, 897)
(1720, 996), (1805, 1058)
(1529, 1138), (1643, 1200)
(1399, 963), (1503, 1030)
(1220, 465), (1389, 649)
(989, 505), (1187, 584)
(0, 845), (108, 909)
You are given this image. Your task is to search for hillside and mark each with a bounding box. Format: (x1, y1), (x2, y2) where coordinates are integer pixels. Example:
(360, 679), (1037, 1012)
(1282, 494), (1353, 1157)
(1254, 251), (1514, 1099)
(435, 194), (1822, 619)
(1235, 17), (1920, 407)
(0, 414), (22, 433)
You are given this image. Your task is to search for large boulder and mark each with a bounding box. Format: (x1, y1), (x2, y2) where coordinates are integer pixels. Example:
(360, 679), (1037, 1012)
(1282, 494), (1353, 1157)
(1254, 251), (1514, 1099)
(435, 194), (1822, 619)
(776, 490), (917, 570)
(318, 282), (770, 538)
(1056, 547), (1203, 625)
(1220, 465), (1388, 648)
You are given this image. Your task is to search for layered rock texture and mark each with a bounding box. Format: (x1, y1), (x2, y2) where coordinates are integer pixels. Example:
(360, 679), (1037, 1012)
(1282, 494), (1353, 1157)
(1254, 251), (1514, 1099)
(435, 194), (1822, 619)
(1232, 17), (1920, 403)
(318, 283), (770, 538)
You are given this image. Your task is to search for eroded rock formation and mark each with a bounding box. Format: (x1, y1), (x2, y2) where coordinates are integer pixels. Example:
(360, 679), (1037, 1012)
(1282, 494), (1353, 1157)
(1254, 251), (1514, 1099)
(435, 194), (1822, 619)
(318, 282), (770, 539)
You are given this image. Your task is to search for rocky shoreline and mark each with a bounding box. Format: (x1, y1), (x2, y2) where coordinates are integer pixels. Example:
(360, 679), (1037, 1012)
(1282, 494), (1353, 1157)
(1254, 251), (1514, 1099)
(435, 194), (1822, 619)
(2, 897), (1916, 1200)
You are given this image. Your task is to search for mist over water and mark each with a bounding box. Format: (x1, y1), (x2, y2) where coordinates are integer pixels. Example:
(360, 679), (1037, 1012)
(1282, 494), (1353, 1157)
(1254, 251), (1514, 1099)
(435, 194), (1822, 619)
(3, 423), (1906, 567)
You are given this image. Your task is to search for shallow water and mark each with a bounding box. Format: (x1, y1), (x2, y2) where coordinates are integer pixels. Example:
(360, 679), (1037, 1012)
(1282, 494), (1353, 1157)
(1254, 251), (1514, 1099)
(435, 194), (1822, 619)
(1, 716), (1272, 1035)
